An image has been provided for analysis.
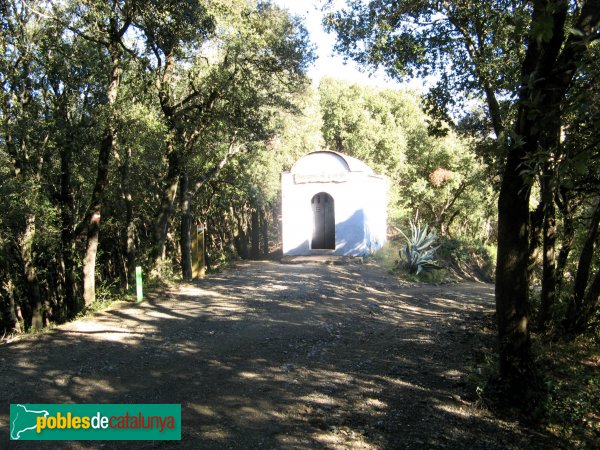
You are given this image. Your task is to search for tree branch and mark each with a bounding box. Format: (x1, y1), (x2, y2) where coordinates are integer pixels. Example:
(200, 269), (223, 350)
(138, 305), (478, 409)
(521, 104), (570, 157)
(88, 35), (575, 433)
(186, 134), (243, 201)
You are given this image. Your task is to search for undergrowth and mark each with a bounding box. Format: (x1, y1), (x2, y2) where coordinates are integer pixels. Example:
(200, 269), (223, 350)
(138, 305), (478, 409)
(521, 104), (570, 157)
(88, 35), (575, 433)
(75, 280), (136, 319)
(373, 236), (495, 283)
(471, 329), (600, 448)
(437, 237), (496, 282)
(537, 335), (600, 448)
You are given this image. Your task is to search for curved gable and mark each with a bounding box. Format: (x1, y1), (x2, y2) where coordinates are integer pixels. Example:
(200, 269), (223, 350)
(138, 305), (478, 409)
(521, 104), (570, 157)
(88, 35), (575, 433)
(291, 151), (350, 175)
(291, 150), (374, 175)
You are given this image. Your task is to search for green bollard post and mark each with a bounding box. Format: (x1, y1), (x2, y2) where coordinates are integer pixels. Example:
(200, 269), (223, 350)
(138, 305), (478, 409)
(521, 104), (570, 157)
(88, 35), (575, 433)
(135, 266), (143, 303)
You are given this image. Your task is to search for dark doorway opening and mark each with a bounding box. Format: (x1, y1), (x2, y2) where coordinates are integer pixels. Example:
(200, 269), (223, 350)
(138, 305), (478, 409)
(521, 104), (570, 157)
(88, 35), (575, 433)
(311, 192), (335, 249)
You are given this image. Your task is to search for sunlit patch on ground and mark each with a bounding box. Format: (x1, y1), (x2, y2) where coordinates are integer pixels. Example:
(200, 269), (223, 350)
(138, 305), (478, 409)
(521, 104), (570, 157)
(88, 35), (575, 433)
(0, 260), (553, 449)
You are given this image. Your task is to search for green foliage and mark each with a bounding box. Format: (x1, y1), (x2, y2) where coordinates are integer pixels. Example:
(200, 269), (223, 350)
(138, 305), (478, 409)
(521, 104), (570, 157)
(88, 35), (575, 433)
(475, 334), (600, 448)
(373, 238), (448, 283)
(0, 0), (316, 332)
(324, 0), (529, 131)
(319, 78), (496, 238)
(416, 268), (448, 284)
(538, 337), (600, 448)
(374, 233), (496, 284)
(137, 0), (216, 54)
(400, 222), (439, 275)
(77, 281), (123, 317)
(438, 237), (496, 282)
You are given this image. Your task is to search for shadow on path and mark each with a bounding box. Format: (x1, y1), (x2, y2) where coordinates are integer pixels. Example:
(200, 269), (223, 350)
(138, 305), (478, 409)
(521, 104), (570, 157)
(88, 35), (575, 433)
(0, 261), (553, 449)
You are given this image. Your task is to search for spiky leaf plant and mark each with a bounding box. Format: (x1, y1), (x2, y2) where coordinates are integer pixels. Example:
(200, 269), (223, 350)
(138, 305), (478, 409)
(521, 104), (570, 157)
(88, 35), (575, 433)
(400, 222), (440, 274)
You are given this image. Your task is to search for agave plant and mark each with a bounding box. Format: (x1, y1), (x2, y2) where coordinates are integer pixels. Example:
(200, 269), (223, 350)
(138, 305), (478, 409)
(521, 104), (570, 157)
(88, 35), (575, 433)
(400, 222), (440, 274)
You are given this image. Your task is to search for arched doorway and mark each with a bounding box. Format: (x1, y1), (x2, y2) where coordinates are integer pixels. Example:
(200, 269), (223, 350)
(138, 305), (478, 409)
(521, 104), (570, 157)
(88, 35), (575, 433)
(311, 192), (335, 249)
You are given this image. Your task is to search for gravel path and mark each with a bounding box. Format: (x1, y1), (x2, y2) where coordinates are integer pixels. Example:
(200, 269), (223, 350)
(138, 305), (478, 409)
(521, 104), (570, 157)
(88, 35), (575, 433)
(0, 260), (553, 449)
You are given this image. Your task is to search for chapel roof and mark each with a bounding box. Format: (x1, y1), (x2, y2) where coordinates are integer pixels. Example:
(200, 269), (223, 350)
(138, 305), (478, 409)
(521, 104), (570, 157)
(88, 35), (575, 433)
(290, 150), (374, 175)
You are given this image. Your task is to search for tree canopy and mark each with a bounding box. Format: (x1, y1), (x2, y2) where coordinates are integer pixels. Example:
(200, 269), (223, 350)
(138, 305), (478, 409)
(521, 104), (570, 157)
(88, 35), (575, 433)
(0, 0), (315, 328)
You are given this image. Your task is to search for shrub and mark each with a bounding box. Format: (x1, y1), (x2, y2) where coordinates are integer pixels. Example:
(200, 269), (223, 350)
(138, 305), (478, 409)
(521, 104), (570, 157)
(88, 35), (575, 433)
(400, 222), (440, 274)
(438, 237), (496, 281)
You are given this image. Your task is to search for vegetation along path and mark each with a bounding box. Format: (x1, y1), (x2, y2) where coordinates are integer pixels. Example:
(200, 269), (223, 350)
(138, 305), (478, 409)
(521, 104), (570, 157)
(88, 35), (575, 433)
(0, 261), (553, 449)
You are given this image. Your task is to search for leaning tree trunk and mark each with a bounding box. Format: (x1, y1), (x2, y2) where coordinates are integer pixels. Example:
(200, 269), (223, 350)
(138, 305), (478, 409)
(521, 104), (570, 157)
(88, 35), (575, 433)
(82, 127), (114, 306)
(154, 139), (180, 267)
(153, 51), (180, 269)
(83, 45), (122, 306)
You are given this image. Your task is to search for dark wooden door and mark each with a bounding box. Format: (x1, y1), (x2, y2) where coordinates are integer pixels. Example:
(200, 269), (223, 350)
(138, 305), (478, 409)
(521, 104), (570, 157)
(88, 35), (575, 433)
(311, 192), (335, 249)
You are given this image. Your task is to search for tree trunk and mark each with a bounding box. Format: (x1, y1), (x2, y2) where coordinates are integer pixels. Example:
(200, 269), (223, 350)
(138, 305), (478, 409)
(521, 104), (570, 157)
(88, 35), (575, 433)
(494, 0), (600, 394)
(251, 209), (260, 260)
(527, 200), (544, 284)
(579, 269), (600, 331)
(60, 121), (78, 316)
(118, 145), (136, 289)
(555, 190), (574, 298)
(6, 279), (22, 333)
(176, 143), (240, 275)
(82, 45), (122, 306)
(495, 146), (532, 389)
(22, 214), (44, 331)
(234, 208), (249, 259)
(153, 51), (180, 269)
(154, 141), (180, 267)
(122, 147), (136, 290)
(82, 128), (115, 307)
(565, 198), (600, 334)
(83, 220), (100, 306)
(538, 168), (558, 331)
(179, 171), (193, 281)
(273, 202), (281, 247)
(261, 208), (269, 256)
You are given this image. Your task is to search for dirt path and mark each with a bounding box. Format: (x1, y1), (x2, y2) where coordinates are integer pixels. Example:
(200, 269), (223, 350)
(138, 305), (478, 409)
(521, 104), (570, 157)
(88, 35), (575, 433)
(1, 260), (552, 449)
